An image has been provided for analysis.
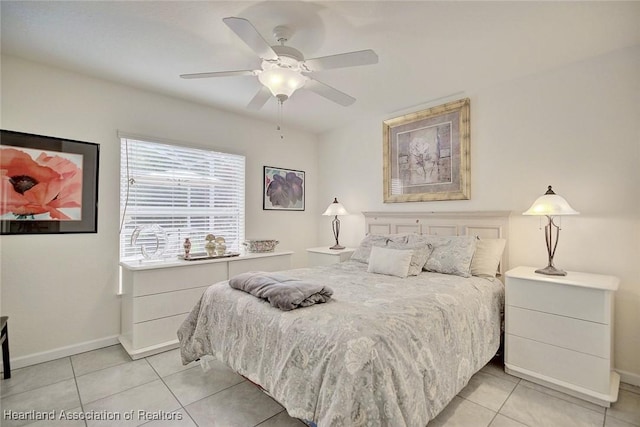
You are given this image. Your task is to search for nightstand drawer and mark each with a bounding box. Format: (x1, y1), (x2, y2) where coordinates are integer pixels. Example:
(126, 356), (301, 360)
(506, 334), (611, 394)
(507, 277), (609, 323)
(507, 306), (610, 358)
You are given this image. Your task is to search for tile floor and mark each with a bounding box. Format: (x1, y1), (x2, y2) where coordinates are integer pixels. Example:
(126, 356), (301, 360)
(1, 345), (639, 427)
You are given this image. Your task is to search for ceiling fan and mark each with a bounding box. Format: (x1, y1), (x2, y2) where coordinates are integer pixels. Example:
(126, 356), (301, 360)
(180, 17), (379, 109)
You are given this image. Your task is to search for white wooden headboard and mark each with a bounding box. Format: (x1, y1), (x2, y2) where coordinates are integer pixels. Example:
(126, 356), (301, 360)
(363, 211), (511, 274)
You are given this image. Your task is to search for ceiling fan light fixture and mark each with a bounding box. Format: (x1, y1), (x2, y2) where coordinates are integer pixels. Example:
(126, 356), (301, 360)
(258, 63), (307, 100)
(181, 17), (379, 109)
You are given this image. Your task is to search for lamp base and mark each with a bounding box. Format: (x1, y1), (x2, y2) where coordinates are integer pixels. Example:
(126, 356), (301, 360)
(329, 244), (345, 250)
(535, 265), (567, 276)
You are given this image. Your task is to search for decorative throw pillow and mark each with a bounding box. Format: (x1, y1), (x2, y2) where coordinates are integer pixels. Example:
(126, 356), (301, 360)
(367, 246), (413, 278)
(351, 235), (390, 263)
(384, 241), (433, 276)
(423, 235), (477, 278)
(350, 233), (412, 263)
(471, 238), (506, 278)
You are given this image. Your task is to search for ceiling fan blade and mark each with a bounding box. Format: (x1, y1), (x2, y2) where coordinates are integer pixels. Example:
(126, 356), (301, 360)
(247, 86), (272, 110)
(180, 70), (255, 79)
(223, 17), (278, 61)
(304, 49), (378, 71)
(305, 78), (356, 106)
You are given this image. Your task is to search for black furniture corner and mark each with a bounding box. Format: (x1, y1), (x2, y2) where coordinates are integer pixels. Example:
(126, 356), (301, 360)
(1, 316), (10, 379)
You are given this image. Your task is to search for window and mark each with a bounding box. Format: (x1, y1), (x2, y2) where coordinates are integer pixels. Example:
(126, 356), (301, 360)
(119, 136), (245, 260)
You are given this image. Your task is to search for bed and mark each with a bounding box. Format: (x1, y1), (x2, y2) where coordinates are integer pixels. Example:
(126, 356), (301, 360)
(178, 211), (510, 426)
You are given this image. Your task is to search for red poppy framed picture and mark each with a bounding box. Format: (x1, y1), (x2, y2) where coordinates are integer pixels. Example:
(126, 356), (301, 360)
(1, 130), (99, 234)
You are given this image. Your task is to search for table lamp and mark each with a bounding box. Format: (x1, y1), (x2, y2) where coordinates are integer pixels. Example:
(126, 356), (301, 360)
(322, 198), (348, 250)
(523, 185), (579, 276)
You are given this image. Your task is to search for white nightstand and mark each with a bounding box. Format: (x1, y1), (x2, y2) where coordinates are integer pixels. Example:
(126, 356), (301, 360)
(306, 247), (356, 267)
(504, 266), (620, 407)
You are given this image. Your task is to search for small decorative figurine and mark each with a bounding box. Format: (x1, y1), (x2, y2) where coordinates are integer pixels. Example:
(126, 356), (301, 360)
(183, 237), (191, 258)
(215, 236), (227, 256)
(205, 234), (216, 257)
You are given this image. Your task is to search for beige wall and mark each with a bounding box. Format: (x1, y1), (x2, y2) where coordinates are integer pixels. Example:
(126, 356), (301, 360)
(0, 55), (319, 362)
(317, 47), (640, 383)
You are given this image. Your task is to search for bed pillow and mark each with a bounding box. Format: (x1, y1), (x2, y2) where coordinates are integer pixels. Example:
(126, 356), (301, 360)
(423, 235), (477, 278)
(350, 233), (412, 263)
(384, 241), (433, 276)
(471, 238), (506, 278)
(367, 246), (413, 278)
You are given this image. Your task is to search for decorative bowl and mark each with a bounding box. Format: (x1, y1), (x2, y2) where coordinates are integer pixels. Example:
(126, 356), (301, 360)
(243, 239), (279, 253)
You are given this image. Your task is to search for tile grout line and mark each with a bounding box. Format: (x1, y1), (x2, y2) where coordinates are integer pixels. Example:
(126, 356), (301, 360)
(73, 355), (132, 380)
(0, 357), (77, 400)
(455, 370), (520, 415)
(178, 378), (250, 417)
(486, 362), (617, 421)
(253, 409), (289, 427)
(0, 375), (74, 401)
(517, 380), (607, 417)
(493, 378), (530, 426)
(604, 404), (640, 427)
(619, 385), (640, 397)
(69, 356), (89, 427)
(79, 376), (160, 408)
(479, 364), (521, 385)
(141, 357), (200, 427)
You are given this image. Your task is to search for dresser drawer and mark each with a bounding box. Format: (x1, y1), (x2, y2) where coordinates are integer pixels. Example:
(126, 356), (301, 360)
(130, 262), (227, 296)
(132, 313), (188, 349)
(506, 334), (611, 394)
(133, 286), (208, 323)
(506, 306), (610, 358)
(506, 277), (610, 323)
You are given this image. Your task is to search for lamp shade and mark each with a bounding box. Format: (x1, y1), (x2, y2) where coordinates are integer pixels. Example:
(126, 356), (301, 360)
(523, 186), (579, 216)
(323, 198), (348, 216)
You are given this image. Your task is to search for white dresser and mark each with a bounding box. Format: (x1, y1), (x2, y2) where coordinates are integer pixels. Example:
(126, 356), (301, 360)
(504, 266), (620, 407)
(119, 251), (293, 359)
(306, 246), (356, 267)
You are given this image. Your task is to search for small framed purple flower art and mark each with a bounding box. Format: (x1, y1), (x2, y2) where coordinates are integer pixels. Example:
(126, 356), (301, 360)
(263, 166), (305, 211)
(1, 130), (99, 234)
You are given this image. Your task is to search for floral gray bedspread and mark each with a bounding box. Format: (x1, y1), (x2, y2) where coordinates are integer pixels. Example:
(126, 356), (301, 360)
(177, 261), (504, 427)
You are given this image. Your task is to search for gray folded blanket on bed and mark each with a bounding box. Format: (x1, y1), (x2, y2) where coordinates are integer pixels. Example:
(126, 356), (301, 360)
(228, 271), (333, 311)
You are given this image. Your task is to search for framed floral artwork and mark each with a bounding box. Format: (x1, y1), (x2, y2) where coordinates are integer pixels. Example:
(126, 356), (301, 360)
(1, 129), (99, 234)
(383, 98), (470, 202)
(263, 166), (305, 211)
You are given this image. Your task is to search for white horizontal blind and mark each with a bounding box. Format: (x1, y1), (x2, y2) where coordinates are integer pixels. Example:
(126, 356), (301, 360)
(119, 137), (245, 260)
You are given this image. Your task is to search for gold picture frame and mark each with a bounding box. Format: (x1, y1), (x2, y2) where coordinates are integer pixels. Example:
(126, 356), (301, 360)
(383, 98), (470, 203)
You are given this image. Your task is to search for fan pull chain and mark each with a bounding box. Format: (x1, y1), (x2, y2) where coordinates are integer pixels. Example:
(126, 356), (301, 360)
(277, 98), (284, 140)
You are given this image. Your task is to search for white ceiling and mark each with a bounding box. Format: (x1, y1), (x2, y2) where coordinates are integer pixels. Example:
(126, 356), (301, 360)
(2, 1), (639, 134)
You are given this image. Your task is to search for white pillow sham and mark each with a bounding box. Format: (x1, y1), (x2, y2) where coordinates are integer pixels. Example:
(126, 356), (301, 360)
(367, 246), (413, 278)
(470, 238), (506, 278)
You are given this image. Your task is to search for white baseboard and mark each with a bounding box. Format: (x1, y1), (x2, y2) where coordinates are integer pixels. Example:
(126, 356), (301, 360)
(1, 335), (120, 372)
(617, 369), (640, 387)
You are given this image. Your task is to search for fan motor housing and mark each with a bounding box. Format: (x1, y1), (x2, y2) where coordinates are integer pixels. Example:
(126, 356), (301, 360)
(272, 45), (304, 62)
